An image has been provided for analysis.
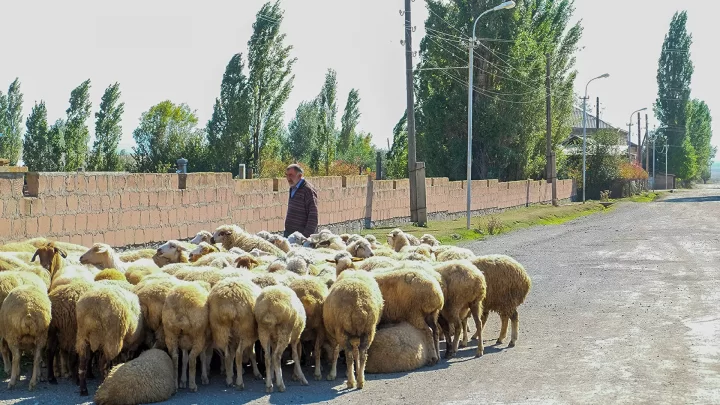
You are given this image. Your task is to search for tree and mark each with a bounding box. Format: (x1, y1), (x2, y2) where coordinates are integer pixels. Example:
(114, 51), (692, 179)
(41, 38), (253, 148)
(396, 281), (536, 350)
(132, 101), (206, 173)
(414, 0), (581, 181)
(89, 82), (125, 171)
(247, 1), (296, 176)
(46, 119), (66, 171)
(386, 113), (409, 179)
(654, 11), (694, 177)
(206, 53), (252, 177)
(0, 79), (24, 164)
(317, 69), (338, 175)
(675, 136), (698, 185)
(287, 99), (321, 164)
(685, 99), (714, 182)
(22, 101), (49, 172)
(339, 88), (361, 151)
(64, 79), (92, 171)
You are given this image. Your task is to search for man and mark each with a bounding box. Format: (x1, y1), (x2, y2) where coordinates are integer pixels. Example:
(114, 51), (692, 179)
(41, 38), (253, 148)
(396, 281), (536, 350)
(284, 164), (319, 238)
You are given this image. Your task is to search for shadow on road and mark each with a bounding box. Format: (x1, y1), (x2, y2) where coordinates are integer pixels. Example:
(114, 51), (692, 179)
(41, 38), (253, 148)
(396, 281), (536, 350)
(659, 195), (720, 203)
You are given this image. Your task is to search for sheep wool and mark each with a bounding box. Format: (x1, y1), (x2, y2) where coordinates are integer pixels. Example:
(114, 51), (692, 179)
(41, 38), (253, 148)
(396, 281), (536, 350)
(365, 322), (435, 374)
(94, 348), (175, 405)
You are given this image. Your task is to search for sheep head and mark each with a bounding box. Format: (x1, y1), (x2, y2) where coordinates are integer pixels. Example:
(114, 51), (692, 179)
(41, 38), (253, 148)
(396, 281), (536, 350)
(420, 234), (440, 247)
(190, 230), (213, 245)
(286, 256), (308, 275)
(31, 242), (67, 276)
(256, 230), (272, 241)
(387, 229), (411, 252)
(347, 239), (374, 259)
(267, 235), (291, 253)
(287, 231), (307, 246)
(235, 254), (260, 270)
(267, 259), (287, 273)
(189, 242), (219, 262)
(326, 251), (363, 277)
(80, 243), (113, 267)
(211, 224), (243, 249)
(155, 240), (189, 264)
(340, 234), (351, 243)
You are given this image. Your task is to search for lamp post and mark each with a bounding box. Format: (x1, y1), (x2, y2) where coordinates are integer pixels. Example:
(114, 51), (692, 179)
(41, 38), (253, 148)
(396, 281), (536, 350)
(582, 73), (609, 203)
(466, 0), (516, 229)
(626, 107), (647, 161)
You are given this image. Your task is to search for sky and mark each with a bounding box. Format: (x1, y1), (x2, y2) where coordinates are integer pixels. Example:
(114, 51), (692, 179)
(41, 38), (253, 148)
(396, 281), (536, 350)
(0, 0), (717, 159)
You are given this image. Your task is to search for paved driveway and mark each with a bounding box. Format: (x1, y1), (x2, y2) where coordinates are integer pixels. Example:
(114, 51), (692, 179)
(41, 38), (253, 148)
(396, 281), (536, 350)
(2, 187), (719, 404)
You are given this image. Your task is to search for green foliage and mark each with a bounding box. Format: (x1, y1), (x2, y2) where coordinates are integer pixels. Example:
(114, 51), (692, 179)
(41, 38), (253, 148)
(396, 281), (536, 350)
(317, 68), (338, 175)
(412, 0), (581, 181)
(287, 99), (321, 163)
(22, 101), (49, 172)
(338, 131), (376, 172)
(386, 113), (408, 179)
(89, 82), (125, 171)
(206, 53), (252, 177)
(685, 98), (714, 182)
(675, 135), (698, 186)
(46, 119), (66, 171)
(64, 79), (92, 171)
(339, 88), (361, 151)
(247, 0), (296, 175)
(654, 11), (693, 177)
(566, 129), (623, 196)
(0, 79), (24, 165)
(132, 101), (207, 173)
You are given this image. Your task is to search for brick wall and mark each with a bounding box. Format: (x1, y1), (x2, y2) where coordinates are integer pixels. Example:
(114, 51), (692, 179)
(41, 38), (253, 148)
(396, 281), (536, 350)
(0, 172), (575, 247)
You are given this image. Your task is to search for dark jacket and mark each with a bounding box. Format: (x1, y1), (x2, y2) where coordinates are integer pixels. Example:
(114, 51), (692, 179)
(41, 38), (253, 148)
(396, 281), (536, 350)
(284, 179), (319, 238)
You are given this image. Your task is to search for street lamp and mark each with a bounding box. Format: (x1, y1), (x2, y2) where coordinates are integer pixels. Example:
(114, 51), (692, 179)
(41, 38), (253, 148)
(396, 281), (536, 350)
(466, 0), (516, 229)
(626, 107), (647, 161)
(581, 73), (610, 203)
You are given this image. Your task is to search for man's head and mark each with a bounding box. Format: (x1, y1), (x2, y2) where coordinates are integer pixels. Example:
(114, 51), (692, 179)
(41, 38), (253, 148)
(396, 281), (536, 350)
(285, 164), (304, 187)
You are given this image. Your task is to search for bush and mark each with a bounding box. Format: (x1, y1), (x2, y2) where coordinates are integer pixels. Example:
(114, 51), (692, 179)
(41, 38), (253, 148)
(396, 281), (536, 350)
(618, 161), (648, 180)
(257, 158), (374, 179)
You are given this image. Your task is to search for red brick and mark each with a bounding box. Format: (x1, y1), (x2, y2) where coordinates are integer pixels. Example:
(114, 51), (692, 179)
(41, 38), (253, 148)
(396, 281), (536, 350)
(82, 233), (94, 249)
(25, 217), (38, 236)
(131, 211), (141, 227)
(51, 176), (64, 193)
(63, 215), (76, 233)
(66, 196), (78, 213)
(76, 214), (88, 232)
(38, 216), (51, 234)
(50, 216), (63, 235)
(123, 229), (134, 246)
(140, 211), (150, 225)
(148, 192), (159, 207)
(90, 196), (101, 212)
(86, 213), (97, 232)
(134, 229), (145, 245)
(76, 176), (87, 193)
(78, 196), (91, 212)
(162, 227), (173, 241)
(87, 176), (97, 193)
(97, 212), (109, 230)
(70, 234), (83, 246)
(97, 176), (108, 193)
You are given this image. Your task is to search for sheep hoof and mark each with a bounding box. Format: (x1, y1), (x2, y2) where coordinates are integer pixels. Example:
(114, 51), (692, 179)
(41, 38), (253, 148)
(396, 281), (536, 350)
(444, 351), (455, 359)
(346, 381), (355, 389)
(201, 376), (210, 385)
(277, 384), (286, 393)
(189, 384), (198, 392)
(253, 372), (263, 380)
(495, 339), (504, 345)
(235, 383), (245, 391)
(475, 351), (484, 358)
(266, 385), (274, 394)
(508, 341), (516, 348)
(179, 381), (187, 389)
(326, 374), (336, 381)
(28, 382), (36, 391)
(314, 373), (323, 381)
(292, 374), (299, 382)
(357, 380), (365, 389)
(459, 341), (467, 348)
(80, 388), (89, 396)
(49, 378), (58, 385)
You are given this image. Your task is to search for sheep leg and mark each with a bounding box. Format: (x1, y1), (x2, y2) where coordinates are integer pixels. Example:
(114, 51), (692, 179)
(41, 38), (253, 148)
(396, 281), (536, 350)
(167, 342), (180, 391)
(448, 317), (463, 359)
(70, 352), (79, 385)
(263, 339), (274, 393)
(180, 348), (189, 389)
(438, 315), (454, 359)
(272, 340), (286, 392)
(326, 343), (340, 381)
(424, 312), (440, 365)
(7, 344), (20, 389)
(188, 346), (202, 392)
(248, 344), (262, 379)
(344, 344), (356, 389)
(473, 310), (490, 340)
(460, 316), (469, 348)
(77, 343), (90, 396)
(497, 315), (510, 345)
(357, 349), (368, 389)
(47, 331), (59, 384)
(0, 339), (10, 374)
(61, 351), (71, 379)
(509, 310), (519, 347)
(291, 340), (308, 385)
(235, 341), (251, 390)
(200, 347), (211, 385)
(29, 340), (45, 390)
(222, 344), (235, 388)
(313, 331), (324, 380)
(470, 302), (484, 357)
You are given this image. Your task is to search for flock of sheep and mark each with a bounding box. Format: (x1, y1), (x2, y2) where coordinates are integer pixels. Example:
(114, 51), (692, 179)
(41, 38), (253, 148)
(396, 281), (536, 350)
(0, 223), (531, 404)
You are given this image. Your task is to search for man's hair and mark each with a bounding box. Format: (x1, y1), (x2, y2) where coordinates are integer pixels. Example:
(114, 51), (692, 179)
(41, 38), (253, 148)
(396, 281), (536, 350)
(286, 163), (304, 174)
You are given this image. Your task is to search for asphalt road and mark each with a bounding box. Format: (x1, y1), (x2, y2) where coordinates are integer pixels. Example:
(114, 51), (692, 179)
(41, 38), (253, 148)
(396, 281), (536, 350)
(2, 186), (720, 404)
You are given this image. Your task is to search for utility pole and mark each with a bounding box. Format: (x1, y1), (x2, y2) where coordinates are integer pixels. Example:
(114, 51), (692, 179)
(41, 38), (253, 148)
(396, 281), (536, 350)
(637, 112), (642, 165)
(665, 140), (668, 190)
(404, 0), (418, 223)
(596, 97), (600, 129)
(645, 114), (649, 172)
(652, 134), (656, 190)
(545, 54), (557, 206)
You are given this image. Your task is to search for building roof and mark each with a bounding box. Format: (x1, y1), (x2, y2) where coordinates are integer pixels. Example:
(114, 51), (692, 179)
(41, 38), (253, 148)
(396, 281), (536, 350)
(571, 106), (628, 137)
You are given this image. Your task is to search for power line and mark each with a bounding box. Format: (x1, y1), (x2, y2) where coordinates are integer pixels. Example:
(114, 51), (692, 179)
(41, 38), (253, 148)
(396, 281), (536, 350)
(425, 5), (469, 40)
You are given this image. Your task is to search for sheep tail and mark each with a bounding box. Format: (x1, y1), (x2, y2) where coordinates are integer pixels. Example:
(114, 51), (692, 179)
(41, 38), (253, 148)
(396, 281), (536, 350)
(261, 313), (277, 326)
(20, 313), (34, 335)
(350, 338), (361, 372)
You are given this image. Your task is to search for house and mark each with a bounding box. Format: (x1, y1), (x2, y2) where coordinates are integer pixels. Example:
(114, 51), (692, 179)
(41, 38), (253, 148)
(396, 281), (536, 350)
(562, 106), (636, 160)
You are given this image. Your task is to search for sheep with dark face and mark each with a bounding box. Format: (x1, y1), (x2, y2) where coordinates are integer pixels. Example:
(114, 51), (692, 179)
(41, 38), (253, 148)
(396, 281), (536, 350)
(211, 225), (286, 258)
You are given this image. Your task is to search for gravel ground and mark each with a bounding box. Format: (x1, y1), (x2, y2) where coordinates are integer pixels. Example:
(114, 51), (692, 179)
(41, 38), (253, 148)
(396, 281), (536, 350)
(2, 186), (720, 404)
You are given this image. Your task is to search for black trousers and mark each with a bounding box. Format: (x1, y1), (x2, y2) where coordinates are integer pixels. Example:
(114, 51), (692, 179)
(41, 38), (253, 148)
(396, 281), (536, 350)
(283, 230), (291, 238)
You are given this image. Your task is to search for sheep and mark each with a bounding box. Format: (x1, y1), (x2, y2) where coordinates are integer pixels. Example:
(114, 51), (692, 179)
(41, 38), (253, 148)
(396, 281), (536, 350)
(287, 231), (307, 246)
(436, 246), (476, 262)
(93, 348), (175, 405)
(289, 275), (329, 381)
(118, 248), (156, 262)
(364, 234), (379, 249)
(0, 284), (51, 390)
(134, 277), (183, 350)
(189, 241), (220, 262)
(46, 280), (94, 385)
(162, 281), (211, 392)
(49, 264), (97, 292)
(154, 240), (190, 265)
(94, 268), (126, 282)
(371, 263), (444, 364)
(79, 243), (126, 270)
(211, 225), (286, 258)
(420, 234), (441, 247)
(0, 252), (33, 271)
(190, 230), (213, 245)
(268, 234), (292, 253)
(235, 254), (261, 270)
(346, 238), (374, 259)
(30, 242), (67, 279)
(397, 244), (434, 261)
(75, 283), (145, 397)
(325, 251), (364, 277)
(433, 259), (486, 358)
(0, 237), (88, 254)
(365, 322), (435, 374)
(386, 229), (412, 252)
(254, 284), (308, 393)
(355, 256), (398, 272)
(323, 269), (384, 389)
(207, 277), (262, 389)
(470, 254), (531, 347)
(286, 256), (309, 276)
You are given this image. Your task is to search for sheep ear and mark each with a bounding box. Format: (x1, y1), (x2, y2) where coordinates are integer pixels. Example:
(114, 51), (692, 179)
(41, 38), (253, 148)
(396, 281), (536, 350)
(31, 250), (39, 262)
(325, 259), (337, 264)
(351, 257), (363, 262)
(57, 248), (67, 258)
(177, 244), (189, 252)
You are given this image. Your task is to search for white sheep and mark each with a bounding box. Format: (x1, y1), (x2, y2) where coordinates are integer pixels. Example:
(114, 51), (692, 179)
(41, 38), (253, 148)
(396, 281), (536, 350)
(211, 225), (286, 258)
(190, 230), (214, 245)
(0, 284), (51, 390)
(93, 348), (176, 405)
(254, 285), (308, 393)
